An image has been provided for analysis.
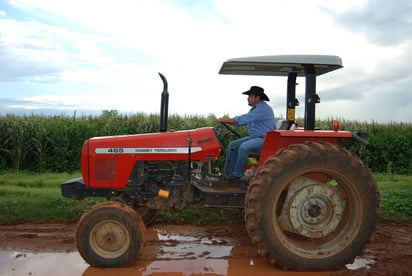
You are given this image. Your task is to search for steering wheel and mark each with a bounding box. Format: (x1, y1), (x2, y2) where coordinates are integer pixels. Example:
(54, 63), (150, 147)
(216, 122), (241, 143)
(221, 122), (241, 138)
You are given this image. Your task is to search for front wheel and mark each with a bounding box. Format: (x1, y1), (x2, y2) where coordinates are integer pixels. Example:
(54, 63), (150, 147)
(76, 201), (146, 267)
(244, 142), (380, 271)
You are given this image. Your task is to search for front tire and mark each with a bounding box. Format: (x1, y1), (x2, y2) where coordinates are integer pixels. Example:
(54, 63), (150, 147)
(244, 142), (380, 271)
(76, 201), (146, 267)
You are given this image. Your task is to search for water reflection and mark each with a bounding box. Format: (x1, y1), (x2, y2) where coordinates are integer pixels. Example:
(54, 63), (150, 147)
(0, 251), (87, 276)
(0, 250), (352, 276)
(0, 224), (367, 275)
(83, 258), (346, 276)
(346, 256), (375, 270)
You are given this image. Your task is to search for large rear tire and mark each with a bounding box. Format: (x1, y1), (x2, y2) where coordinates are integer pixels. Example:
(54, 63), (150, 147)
(244, 142), (380, 271)
(76, 201), (146, 267)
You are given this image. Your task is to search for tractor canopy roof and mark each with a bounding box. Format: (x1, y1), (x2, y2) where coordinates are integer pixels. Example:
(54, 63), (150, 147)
(219, 55), (343, 130)
(219, 55), (342, 77)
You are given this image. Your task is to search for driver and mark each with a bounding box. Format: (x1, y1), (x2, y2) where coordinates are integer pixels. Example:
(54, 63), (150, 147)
(218, 86), (275, 183)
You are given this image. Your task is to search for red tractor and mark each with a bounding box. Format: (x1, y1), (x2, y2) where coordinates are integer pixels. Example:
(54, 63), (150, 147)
(62, 55), (380, 271)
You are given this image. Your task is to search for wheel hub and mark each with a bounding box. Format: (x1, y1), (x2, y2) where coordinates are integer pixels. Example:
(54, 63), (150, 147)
(279, 177), (343, 238)
(90, 220), (130, 259)
(302, 196), (327, 224)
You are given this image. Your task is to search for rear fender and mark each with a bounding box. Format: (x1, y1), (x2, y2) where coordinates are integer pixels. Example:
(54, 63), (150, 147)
(258, 130), (357, 166)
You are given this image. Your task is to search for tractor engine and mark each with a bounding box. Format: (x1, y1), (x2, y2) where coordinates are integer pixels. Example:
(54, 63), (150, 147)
(139, 160), (189, 190)
(144, 161), (178, 186)
(119, 160), (193, 210)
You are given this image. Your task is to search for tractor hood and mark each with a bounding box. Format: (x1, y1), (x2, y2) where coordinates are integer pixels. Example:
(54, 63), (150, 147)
(80, 127), (221, 188)
(86, 127), (221, 161)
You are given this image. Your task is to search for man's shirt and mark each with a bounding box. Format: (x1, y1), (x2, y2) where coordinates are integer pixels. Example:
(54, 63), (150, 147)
(234, 101), (275, 138)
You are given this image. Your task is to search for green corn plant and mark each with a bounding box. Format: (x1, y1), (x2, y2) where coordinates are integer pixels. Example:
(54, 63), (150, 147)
(2, 116), (30, 171)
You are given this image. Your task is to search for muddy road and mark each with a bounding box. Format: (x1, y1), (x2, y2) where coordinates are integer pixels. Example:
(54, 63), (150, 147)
(0, 221), (411, 275)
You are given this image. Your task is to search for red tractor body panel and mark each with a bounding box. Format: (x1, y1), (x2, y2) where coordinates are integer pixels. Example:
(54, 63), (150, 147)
(259, 130), (354, 166)
(81, 127), (221, 188)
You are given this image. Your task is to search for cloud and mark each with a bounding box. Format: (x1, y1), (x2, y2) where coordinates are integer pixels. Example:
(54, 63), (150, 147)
(0, 97), (101, 116)
(0, 12), (158, 86)
(0, 0), (411, 123)
(0, 20), (64, 82)
(331, 0), (412, 46)
(0, 93), (128, 115)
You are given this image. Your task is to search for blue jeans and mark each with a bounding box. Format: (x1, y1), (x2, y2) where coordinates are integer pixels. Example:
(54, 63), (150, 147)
(224, 136), (264, 177)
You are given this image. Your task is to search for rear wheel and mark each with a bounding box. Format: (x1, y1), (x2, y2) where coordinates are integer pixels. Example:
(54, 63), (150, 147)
(244, 142), (380, 271)
(76, 201), (146, 267)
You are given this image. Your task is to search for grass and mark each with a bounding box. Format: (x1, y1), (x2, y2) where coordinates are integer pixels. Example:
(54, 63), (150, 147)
(375, 174), (412, 221)
(0, 172), (410, 225)
(0, 172), (103, 224)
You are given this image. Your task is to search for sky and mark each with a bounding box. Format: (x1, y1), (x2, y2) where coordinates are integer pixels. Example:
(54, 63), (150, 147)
(0, 0), (411, 123)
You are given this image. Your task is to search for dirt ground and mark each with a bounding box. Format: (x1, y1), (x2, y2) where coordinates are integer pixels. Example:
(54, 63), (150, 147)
(0, 221), (411, 275)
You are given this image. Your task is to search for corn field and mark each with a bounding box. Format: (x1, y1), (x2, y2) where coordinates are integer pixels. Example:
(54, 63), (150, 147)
(0, 112), (411, 174)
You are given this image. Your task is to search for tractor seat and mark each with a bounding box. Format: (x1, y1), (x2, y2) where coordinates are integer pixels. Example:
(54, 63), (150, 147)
(277, 120), (290, 130)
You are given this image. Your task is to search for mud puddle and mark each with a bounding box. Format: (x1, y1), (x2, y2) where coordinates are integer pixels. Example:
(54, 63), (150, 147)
(0, 251), (353, 276)
(0, 251), (87, 275)
(0, 223), (379, 275)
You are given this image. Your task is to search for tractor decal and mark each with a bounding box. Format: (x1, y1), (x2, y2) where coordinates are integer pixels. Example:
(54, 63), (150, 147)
(94, 147), (203, 154)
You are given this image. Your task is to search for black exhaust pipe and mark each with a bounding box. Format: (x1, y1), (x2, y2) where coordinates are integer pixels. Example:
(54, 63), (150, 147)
(159, 72), (169, 132)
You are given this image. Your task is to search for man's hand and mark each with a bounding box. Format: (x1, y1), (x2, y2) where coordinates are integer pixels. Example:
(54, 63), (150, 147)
(218, 118), (236, 124)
